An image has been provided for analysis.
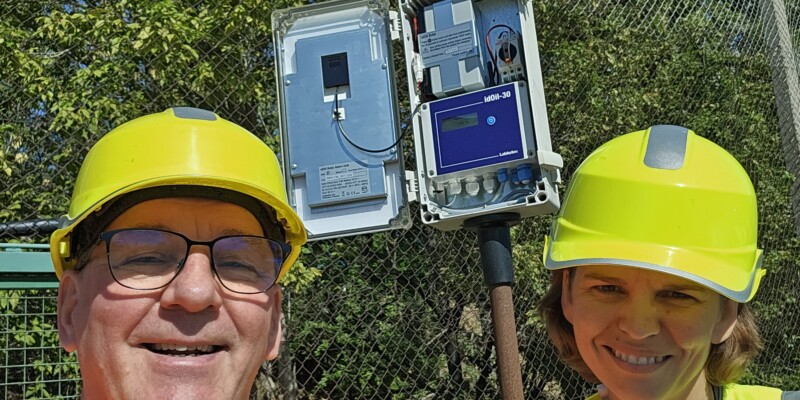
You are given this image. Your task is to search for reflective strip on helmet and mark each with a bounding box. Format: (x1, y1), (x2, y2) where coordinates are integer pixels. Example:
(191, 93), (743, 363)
(543, 242), (765, 303)
(643, 125), (689, 170)
(172, 107), (217, 121)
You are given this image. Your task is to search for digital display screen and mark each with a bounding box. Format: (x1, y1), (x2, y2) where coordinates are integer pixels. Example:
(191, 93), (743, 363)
(441, 112), (479, 133)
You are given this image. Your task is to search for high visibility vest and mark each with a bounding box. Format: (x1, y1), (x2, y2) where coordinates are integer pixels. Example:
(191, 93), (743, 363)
(584, 384), (794, 400)
(721, 384), (782, 399)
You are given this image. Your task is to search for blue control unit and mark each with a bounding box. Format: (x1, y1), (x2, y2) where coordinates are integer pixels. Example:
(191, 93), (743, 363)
(420, 82), (534, 177)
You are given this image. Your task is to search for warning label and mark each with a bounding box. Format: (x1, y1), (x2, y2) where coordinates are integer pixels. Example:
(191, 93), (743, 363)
(319, 162), (371, 201)
(419, 22), (476, 66)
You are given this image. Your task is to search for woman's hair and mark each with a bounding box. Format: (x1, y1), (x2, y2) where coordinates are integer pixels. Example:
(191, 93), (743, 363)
(538, 268), (763, 385)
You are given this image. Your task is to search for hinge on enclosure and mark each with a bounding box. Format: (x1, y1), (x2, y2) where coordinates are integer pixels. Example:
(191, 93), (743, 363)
(405, 170), (418, 202)
(389, 10), (401, 41)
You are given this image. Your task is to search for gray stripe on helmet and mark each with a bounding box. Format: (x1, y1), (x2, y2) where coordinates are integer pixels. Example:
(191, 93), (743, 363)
(543, 243), (762, 303)
(172, 107), (217, 121)
(782, 390), (800, 400)
(643, 125), (689, 170)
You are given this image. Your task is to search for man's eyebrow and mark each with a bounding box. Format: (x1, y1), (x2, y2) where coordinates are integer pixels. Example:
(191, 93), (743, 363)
(119, 225), (251, 237)
(126, 223), (172, 230)
(220, 228), (247, 236)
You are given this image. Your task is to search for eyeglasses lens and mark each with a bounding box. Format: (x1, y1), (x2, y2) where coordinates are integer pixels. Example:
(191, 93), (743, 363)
(106, 229), (285, 293)
(213, 236), (282, 293)
(108, 230), (185, 289)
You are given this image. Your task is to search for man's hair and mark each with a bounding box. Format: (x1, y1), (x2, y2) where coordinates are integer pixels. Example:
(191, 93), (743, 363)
(538, 268), (763, 385)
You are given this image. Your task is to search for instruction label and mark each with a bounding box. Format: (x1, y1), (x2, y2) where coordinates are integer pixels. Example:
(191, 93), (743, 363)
(419, 22), (476, 66)
(319, 162), (371, 201)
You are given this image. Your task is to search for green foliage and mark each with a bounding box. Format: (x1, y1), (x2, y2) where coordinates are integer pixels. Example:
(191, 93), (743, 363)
(1, 289), (80, 399)
(534, 0), (800, 392)
(2, 0), (799, 398)
(287, 223), (491, 399)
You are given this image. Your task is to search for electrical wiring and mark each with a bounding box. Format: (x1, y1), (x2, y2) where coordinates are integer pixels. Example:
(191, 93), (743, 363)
(500, 189), (536, 202)
(438, 181), (508, 211)
(333, 86), (421, 154)
(485, 24), (515, 85)
(440, 187), (534, 214)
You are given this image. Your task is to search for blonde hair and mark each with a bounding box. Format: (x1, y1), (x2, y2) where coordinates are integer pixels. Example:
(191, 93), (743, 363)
(538, 268), (763, 385)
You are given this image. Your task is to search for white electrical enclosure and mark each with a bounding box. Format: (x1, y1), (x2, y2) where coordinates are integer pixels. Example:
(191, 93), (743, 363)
(272, 0), (411, 240)
(273, 0), (562, 236)
(399, 0), (563, 230)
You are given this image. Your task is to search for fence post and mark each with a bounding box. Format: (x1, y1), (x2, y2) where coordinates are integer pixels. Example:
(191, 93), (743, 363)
(761, 0), (800, 235)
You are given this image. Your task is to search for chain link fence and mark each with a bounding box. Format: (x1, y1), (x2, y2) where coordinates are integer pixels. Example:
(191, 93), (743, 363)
(1, 0), (799, 398)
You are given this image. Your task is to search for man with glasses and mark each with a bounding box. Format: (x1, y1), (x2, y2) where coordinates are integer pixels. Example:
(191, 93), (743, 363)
(49, 107), (307, 399)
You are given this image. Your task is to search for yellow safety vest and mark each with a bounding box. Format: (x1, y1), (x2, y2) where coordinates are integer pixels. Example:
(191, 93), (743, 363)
(722, 384), (783, 400)
(584, 384), (786, 400)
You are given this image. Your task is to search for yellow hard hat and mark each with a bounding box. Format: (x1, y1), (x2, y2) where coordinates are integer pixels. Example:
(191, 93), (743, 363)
(543, 125), (765, 302)
(50, 107), (307, 281)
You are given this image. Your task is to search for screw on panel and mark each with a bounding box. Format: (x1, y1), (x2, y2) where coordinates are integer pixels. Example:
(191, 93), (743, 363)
(292, 164), (298, 169)
(285, 80), (291, 86)
(428, 170), (434, 176)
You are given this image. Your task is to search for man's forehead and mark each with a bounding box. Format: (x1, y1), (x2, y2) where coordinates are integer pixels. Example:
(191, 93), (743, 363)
(107, 198), (262, 232)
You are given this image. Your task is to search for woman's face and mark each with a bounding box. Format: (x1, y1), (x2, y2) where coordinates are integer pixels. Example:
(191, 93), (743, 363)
(561, 265), (738, 400)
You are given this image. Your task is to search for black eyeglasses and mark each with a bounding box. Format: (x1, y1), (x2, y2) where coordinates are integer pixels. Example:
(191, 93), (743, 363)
(96, 228), (292, 294)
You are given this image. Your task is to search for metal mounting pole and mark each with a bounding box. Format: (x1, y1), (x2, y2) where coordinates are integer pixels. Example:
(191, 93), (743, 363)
(465, 212), (523, 400)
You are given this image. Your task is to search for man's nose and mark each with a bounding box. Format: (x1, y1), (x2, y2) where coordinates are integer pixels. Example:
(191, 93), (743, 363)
(159, 249), (223, 312)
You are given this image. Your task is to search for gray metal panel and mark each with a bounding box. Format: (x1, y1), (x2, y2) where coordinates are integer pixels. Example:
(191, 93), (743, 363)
(421, 0), (484, 97)
(285, 28), (397, 209)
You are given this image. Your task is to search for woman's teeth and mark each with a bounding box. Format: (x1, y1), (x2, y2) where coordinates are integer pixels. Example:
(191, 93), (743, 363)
(613, 349), (666, 365)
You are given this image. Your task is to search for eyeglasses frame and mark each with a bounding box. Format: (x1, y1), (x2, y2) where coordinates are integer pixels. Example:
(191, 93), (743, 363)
(93, 228), (292, 294)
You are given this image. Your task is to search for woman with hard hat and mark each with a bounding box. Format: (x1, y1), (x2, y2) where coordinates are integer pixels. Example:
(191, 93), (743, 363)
(538, 125), (800, 400)
(51, 107), (307, 399)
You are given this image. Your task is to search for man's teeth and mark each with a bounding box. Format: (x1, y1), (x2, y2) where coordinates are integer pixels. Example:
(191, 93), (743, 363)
(151, 343), (215, 354)
(613, 349), (666, 365)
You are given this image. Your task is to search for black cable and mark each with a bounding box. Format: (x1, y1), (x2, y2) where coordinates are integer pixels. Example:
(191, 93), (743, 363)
(501, 189), (536, 202)
(0, 219), (59, 238)
(333, 86), (421, 154)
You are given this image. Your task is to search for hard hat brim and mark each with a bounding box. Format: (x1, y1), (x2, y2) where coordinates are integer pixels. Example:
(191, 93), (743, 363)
(543, 235), (765, 303)
(50, 175), (307, 282)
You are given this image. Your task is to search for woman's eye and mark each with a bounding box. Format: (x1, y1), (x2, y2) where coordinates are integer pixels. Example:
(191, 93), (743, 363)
(593, 285), (620, 293)
(665, 291), (696, 301)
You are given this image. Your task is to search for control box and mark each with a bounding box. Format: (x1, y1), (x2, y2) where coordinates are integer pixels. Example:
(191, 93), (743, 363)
(399, 0), (563, 230)
(420, 82), (533, 178)
(272, 0), (411, 240)
(273, 0), (562, 235)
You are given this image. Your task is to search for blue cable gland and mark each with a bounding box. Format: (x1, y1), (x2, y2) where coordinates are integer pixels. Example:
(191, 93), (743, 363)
(497, 168), (509, 183)
(511, 167), (520, 184)
(517, 164), (533, 184)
